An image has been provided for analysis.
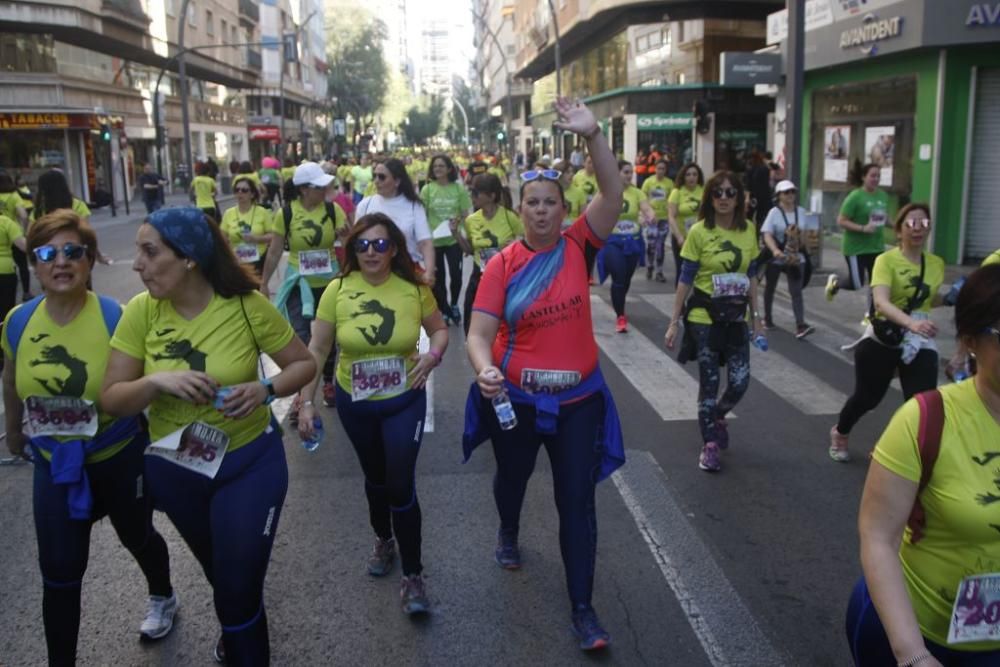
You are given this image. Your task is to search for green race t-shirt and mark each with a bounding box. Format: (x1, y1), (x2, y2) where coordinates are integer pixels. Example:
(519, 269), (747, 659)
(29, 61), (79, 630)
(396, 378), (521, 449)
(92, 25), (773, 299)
(221, 204), (271, 263)
(271, 200), (348, 288)
(0, 192), (27, 221)
(563, 184), (587, 223)
(316, 272), (437, 399)
(192, 176), (216, 208)
(870, 247), (944, 317)
(839, 187), (890, 256)
(420, 181), (472, 247)
(110, 291), (294, 451)
(572, 171), (599, 204)
(668, 185), (704, 236)
(873, 379), (1000, 650)
(0, 215), (23, 274)
(2, 293), (128, 463)
(642, 175), (673, 220)
(612, 185), (647, 237)
(351, 166), (372, 195)
(680, 220), (759, 325)
(464, 206), (522, 268)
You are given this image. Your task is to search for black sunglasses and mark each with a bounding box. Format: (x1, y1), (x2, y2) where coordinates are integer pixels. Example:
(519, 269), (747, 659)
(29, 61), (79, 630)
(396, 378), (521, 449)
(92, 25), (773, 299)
(33, 242), (88, 263)
(354, 238), (393, 254)
(374, 172), (390, 181)
(712, 187), (738, 200)
(234, 186), (253, 193)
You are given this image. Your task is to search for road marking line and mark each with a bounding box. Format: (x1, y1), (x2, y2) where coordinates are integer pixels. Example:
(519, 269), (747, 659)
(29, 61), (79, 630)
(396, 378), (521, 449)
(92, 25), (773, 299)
(612, 450), (786, 667)
(419, 329), (434, 432)
(590, 295), (705, 421)
(639, 294), (847, 415)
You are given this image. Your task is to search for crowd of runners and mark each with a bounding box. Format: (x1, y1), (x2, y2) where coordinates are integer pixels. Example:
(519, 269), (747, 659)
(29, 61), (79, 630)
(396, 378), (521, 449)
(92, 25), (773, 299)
(2, 96), (999, 667)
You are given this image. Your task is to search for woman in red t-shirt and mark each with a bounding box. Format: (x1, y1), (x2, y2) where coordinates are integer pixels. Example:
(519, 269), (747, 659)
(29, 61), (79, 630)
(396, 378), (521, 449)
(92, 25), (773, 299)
(463, 98), (625, 651)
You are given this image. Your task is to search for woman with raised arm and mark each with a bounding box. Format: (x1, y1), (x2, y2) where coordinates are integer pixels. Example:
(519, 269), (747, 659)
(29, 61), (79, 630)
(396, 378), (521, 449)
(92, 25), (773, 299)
(463, 98), (625, 651)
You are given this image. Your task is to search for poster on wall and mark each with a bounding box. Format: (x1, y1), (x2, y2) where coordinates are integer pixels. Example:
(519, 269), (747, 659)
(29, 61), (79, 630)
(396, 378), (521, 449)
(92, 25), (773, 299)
(864, 126), (895, 186)
(823, 125), (850, 182)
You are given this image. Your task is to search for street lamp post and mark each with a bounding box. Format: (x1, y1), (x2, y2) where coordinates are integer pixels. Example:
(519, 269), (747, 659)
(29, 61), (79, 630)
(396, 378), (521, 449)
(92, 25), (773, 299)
(451, 96), (471, 148)
(545, 0), (561, 158)
(279, 9), (318, 161)
(177, 0), (194, 186)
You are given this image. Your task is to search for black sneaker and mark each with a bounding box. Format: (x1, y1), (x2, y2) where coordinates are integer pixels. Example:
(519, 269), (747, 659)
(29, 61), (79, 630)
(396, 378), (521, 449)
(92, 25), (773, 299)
(655, 272), (667, 283)
(367, 537), (396, 577)
(494, 530), (521, 570)
(571, 606), (610, 651)
(450, 305), (462, 326)
(795, 323), (816, 340)
(646, 266), (653, 280)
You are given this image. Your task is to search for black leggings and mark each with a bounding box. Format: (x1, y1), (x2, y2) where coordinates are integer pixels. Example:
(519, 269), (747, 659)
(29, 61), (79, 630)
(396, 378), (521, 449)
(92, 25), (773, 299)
(336, 386), (427, 576)
(32, 435), (172, 667)
(671, 235), (684, 288)
(838, 252), (880, 291)
(837, 339), (938, 435)
(12, 246), (30, 296)
(433, 243), (464, 313)
(462, 266), (482, 336)
(602, 244), (640, 317)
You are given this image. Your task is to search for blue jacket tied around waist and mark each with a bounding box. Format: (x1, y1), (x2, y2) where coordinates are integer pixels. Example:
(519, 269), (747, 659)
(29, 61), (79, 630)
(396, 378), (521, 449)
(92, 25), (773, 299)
(462, 367), (625, 482)
(31, 416), (143, 520)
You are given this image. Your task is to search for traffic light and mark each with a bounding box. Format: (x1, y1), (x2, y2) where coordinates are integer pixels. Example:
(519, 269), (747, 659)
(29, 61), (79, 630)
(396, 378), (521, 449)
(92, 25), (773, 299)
(693, 100), (711, 135)
(100, 123), (111, 141)
(496, 130), (505, 142)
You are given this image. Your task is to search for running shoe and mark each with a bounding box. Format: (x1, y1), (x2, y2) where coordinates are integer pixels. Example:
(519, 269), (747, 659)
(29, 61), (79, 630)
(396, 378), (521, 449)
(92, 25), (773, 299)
(825, 274), (839, 301)
(571, 606), (611, 651)
(829, 426), (850, 462)
(400, 574), (430, 615)
(646, 266), (653, 280)
(616, 315), (628, 333)
(213, 635), (225, 664)
(450, 305), (462, 326)
(698, 442), (722, 472)
(655, 272), (667, 283)
(322, 381), (336, 408)
(714, 418), (729, 450)
(795, 324), (816, 340)
(367, 537), (397, 577)
(139, 592), (179, 641)
(763, 320), (777, 330)
(495, 530), (522, 570)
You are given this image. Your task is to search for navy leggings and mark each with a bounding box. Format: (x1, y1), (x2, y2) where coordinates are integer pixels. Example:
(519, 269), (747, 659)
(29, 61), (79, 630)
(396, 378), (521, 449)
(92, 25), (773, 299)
(690, 323), (752, 445)
(602, 243), (640, 317)
(286, 286), (337, 382)
(336, 385), (427, 576)
(846, 577), (1000, 666)
(146, 422), (287, 667)
(32, 434), (172, 667)
(487, 391), (605, 612)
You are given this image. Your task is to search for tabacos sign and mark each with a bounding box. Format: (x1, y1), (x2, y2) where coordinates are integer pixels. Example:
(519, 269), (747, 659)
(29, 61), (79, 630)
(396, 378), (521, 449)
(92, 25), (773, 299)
(840, 12), (903, 55)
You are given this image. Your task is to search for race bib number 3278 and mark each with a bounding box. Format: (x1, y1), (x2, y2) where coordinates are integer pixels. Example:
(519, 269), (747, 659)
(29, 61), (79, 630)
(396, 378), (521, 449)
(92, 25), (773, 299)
(351, 357), (406, 401)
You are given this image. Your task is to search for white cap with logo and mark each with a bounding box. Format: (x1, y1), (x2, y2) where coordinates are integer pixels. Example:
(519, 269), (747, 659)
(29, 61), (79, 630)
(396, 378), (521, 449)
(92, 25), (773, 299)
(293, 162), (335, 187)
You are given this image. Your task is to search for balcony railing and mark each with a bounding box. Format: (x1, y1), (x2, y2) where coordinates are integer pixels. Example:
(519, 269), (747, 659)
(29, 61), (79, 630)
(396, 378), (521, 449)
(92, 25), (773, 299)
(246, 48), (262, 70)
(239, 0), (259, 24)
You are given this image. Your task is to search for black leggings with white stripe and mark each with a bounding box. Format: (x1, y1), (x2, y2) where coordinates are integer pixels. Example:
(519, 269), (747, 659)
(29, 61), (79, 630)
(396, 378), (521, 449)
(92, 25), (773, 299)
(838, 252), (880, 291)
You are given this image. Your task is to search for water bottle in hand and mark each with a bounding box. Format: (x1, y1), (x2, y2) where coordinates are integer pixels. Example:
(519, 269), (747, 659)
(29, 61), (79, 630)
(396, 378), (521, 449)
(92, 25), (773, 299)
(944, 276), (966, 307)
(301, 416), (324, 452)
(753, 334), (769, 352)
(492, 391), (518, 431)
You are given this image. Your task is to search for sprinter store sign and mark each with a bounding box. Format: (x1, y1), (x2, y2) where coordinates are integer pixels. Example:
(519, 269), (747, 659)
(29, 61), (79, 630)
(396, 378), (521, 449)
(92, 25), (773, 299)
(840, 13), (903, 55)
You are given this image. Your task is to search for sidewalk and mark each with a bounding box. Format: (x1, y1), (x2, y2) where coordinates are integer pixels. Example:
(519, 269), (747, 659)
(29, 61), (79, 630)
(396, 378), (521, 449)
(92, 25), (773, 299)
(86, 192), (236, 230)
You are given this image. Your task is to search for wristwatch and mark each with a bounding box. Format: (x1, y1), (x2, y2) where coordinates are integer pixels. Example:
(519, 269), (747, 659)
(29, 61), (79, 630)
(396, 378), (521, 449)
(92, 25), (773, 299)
(260, 378), (276, 405)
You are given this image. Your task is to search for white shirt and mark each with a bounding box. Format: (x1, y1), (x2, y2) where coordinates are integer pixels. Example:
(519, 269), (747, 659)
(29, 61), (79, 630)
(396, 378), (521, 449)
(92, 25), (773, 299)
(356, 194), (431, 263)
(761, 205), (808, 246)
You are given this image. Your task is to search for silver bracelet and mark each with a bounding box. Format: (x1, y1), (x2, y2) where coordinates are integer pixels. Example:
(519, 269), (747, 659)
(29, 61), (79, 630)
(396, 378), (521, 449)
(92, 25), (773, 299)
(897, 651), (931, 667)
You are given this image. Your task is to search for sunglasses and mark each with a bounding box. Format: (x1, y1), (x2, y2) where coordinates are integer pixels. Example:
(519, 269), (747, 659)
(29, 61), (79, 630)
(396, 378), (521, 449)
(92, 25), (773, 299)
(779, 189), (797, 195)
(712, 187), (738, 200)
(521, 169), (562, 182)
(234, 187), (253, 193)
(374, 172), (390, 181)
(354, 238), (393, 254)
(33, 242), (88, 263)
(904, 218), (931, 229)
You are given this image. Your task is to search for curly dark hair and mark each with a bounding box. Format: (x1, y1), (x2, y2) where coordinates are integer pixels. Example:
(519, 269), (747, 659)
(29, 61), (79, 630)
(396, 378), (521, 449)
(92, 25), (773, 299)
(674, 162), (704, 189)
(429, 154), (459, 182)
(340, 213), (424, 285)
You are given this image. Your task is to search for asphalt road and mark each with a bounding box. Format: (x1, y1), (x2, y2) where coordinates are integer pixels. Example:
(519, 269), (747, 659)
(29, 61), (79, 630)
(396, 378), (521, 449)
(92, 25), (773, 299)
(0, 212), (957, 666)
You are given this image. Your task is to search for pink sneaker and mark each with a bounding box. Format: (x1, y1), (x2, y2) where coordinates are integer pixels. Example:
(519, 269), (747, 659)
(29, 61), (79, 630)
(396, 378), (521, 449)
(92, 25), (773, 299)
(616, 315), (628, 333)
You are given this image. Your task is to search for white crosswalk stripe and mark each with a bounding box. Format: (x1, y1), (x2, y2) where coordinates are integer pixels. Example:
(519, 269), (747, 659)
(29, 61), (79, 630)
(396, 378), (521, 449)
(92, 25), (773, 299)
(632, 293), (848, 415)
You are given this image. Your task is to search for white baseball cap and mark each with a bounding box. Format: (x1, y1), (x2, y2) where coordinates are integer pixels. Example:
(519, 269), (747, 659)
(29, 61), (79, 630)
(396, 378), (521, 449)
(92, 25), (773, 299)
(774, 179), (797, 193)
(292, 162), (334, 187)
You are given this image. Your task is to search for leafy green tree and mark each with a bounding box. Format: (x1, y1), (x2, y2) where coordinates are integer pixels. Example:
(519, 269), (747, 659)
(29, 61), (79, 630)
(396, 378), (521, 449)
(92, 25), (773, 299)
(449, 78), (487, 147)
(405, 97), (445, 146)
(326, 15), (388, 149)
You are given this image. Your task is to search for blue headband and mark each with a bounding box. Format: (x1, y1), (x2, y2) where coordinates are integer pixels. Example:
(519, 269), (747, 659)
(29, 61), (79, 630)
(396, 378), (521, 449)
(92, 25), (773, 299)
(147, 207), (215, 267)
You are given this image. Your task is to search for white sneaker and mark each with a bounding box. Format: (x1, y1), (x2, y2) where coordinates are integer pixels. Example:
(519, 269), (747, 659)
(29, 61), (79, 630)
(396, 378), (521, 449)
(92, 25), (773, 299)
(140, 592), (179, 640)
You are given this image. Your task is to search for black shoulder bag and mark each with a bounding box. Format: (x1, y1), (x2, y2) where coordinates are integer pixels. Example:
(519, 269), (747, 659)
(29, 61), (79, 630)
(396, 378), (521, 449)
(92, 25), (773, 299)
(870, 253), (925, 347)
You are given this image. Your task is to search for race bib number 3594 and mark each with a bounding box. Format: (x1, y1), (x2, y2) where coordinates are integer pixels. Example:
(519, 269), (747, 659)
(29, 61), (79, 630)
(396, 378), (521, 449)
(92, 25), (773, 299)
(351, 357), (406, 401)
(26, 396), (99, 438)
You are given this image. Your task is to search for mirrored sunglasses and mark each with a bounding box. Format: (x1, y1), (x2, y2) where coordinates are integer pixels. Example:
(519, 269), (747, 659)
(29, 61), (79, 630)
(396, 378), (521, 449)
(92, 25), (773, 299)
(33, 243), (88, 263)
(354, 238), (393, 254)
(521, 169), (562, 182)
(904, 218), (931, 229)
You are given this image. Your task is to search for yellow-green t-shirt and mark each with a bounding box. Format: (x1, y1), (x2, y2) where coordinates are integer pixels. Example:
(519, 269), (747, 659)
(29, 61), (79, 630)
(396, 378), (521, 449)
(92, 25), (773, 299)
(464, 206), (523, 268)
(1, 293), (129, 463)
(192, 176), (216, 208)
(680, 221), (759, 325)
(281, 166), (296, 183)
(351, 166), (373, 195)
(0, 192), (27, 221)
(873, 379), (1000, 651)
(572, 171), (599, 204)
(668, 185), (704, 235)
(316, 272), (437, 398)
(871, 247), (944, 317)
(271, 200), (348, 288)
(614, 185), (647, 235)
(110, 291), (294, 451)
(337, 165), (352, 188)
(982, 250), (1000, 267)
(564, 184), (587, 222)
(642, 175), (673, 220)
(0, 215), (23, 274)
(72, 198), (90, 219)
(487, 166), (506, 182)
(220, 204), (272, 261)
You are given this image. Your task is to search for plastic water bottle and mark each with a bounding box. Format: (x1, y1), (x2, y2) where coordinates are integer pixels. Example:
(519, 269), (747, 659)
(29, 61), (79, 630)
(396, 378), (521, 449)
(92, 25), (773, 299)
(944, 276), (966, 307)
(492, 391), (518, 431)
(301, 416), (323, 452)
(753, 334), (769, 352)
